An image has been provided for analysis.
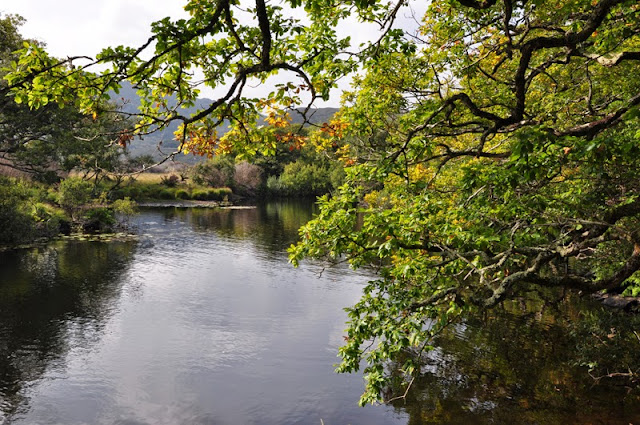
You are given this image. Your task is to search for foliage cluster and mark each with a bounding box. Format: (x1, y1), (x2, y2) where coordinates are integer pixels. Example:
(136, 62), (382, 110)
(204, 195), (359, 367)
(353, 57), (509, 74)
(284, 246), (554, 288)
(0, 177), (69, 245)
(0, 176), (143, 246)
(160, 174), (180, 187)
(189, 140), (344, 197)
(190, 156), (235, 188)
(0, 14), (147, 186)
(0, 177), (42, 245)
(266, 159), (343, 197)
(233, 161), (263, 195)
(57, 177), (93, 218)
(288, 0), (640, 404)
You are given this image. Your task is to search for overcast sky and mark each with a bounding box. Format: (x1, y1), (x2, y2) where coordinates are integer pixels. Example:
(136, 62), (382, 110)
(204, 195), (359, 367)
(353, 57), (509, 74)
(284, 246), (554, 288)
(2, 0), (423, 107)
(4, 0), (187, 58)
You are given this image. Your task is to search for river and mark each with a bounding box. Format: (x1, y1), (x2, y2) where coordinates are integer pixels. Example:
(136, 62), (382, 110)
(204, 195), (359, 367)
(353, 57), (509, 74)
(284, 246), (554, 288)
(1, 201), (639, 424)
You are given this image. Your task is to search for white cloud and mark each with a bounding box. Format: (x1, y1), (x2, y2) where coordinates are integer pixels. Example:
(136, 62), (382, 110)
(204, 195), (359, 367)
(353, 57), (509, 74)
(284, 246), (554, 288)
(4, 0), (186, 58)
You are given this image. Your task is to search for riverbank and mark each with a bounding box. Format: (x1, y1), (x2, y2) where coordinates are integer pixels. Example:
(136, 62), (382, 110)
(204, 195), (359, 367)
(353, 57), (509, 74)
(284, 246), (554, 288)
(0, 174), (240, 250)
(136, 200), (246, 208)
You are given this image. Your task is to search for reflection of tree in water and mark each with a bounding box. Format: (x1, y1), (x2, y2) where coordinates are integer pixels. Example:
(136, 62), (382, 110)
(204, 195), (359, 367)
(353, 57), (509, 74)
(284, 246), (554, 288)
(0, 240), (136, 420)
(387, 291), (640, 425)
(165, 200), (317, 254)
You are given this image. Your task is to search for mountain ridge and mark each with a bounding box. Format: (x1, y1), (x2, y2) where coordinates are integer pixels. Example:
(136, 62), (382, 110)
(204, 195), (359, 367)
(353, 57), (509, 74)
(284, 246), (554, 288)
(111, 82), (338, 162)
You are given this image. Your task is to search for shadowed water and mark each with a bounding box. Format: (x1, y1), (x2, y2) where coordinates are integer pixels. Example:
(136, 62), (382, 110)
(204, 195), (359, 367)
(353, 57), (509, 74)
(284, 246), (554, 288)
(1, 200), (639, 424)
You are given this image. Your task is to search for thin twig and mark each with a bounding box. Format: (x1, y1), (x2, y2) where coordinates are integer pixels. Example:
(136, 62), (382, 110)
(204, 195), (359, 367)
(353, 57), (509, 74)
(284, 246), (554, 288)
(384, 376), (415, 404)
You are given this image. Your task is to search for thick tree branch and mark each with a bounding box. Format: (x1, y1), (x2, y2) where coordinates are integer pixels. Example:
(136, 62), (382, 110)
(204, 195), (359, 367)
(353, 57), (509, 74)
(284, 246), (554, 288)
(555, 92), (640, 138)
(255, 0), (272, 66)
(585, 51), (640, 67)
(511, 0), (626, 123)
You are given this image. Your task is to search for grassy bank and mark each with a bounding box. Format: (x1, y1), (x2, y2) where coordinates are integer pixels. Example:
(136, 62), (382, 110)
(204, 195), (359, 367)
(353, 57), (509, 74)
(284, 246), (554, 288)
(75, 171), (232, 203)
(108, 174), (233, 202)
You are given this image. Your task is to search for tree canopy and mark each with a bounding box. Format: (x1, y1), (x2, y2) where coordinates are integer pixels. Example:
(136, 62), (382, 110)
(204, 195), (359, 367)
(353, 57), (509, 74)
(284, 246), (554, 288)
(4, 0), (640, 404)
(0, 14), (133, 181)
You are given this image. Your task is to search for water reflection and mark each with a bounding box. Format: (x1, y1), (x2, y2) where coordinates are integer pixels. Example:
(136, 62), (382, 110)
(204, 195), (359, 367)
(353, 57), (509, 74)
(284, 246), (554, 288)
(147, 200), (317, 253)
(0, 241), (136, 421)
(1, 202), (401, 425)
(2, 202), (640, 424)
(389, 291), (640, 424)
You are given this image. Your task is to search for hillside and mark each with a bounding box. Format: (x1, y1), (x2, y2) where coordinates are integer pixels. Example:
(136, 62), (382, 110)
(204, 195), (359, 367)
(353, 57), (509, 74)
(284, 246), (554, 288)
(111, 83), (338, 163)
(110, 83), (220, 163)
(289, 107), (340, 125)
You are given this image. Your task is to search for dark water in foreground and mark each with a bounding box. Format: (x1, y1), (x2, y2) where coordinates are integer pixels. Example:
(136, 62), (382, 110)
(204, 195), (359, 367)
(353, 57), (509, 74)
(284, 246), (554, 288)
(0, 201), (639, 424)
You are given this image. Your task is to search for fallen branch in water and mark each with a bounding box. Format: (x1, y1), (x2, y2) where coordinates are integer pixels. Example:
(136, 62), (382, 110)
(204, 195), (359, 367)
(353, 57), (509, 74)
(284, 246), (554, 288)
(384, 376), (416, 404)
(589, 369), (638, 384)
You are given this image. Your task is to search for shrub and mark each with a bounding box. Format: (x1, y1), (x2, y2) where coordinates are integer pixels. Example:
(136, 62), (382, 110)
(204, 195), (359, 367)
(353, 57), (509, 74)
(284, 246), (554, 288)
(83, 207), (116, 233)
(207, 187), (232, 201)
(112, 197), (137, 228)
(126, 186), (142, 198)
(33, 170), (61, 185)
(191, 189), (209, 200)
(190, 156), (235, 187)
(266, 175), (287, 195)
(233, 161), (263, 195)
(160, 174), (180, 187)
(158, 188), (175, 199)
(142, 184), (165, 199)
(29, 203), (66, 236)
(175, 189), (191, 199)
(46, 187), (59, 203)
(58, 178), (93, 218)
(276, 160), (334, 196)
(31, 202), (51, 223)
(112, 197), (137, 216)
(0, 178), (36, 245)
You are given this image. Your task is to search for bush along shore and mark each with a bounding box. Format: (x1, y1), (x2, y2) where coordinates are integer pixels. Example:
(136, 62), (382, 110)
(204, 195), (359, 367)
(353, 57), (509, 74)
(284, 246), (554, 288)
(0, 171), (248, 247)
(0, 176), (142, 249)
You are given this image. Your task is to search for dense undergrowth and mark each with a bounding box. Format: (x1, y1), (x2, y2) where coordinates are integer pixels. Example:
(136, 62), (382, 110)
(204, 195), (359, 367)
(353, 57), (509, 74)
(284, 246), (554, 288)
(0, 176), (137, 247)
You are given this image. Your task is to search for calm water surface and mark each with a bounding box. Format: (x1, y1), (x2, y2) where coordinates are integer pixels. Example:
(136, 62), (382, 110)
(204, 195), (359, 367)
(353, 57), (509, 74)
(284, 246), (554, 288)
(1, 202), (405, 425)
(1, 201), (639, 424)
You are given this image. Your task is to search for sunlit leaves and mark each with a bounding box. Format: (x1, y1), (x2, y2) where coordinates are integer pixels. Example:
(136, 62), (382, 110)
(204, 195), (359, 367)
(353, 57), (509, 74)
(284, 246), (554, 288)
(288, 0), (640, 405)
